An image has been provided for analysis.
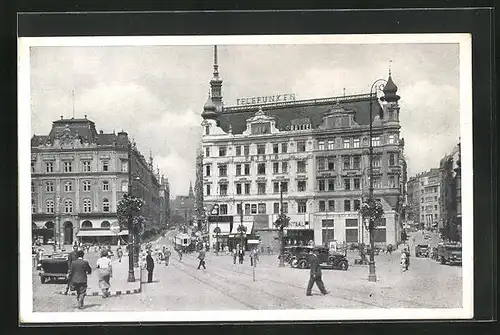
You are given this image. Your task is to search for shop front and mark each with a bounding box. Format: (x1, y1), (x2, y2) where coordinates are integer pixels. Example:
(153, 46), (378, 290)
(76, 228), (128, 245)
(228, 220), (254, 251)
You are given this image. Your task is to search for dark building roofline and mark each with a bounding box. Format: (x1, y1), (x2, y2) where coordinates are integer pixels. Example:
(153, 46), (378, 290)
(222, 93), (373, 113)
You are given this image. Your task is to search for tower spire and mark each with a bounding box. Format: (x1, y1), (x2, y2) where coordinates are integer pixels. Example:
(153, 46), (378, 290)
(210, 45), (223, 110)
(389, 59), (392, 76)
(213, 45), (219, 77)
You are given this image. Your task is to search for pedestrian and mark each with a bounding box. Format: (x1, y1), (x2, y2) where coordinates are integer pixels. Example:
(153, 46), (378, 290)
(67, 250), (92, 309)
(306, 249), (329, 296)
(250, 247), (258, 266)
(176, 247), (183, 262)
(404, 247), (411, 270)
(232, 248), (237, 264)
(164, 247), (171, 266)
(400, 251), (407, 272)
(116, 246), (123, 263)
(64, 245), (79, 295)
(197, 249), (206, 270)
(146, 250), (154, 283)
(96, 250), (113, 298)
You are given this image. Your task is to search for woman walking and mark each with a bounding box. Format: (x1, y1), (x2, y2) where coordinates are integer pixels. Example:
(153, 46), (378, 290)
(96, 250), (113, 298)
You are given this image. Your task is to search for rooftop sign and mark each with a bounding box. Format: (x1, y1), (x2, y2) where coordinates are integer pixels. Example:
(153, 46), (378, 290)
(236, 93), (296, 106)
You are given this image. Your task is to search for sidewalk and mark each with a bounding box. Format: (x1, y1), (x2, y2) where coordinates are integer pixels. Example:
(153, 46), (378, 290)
(62, 255), (142, 297)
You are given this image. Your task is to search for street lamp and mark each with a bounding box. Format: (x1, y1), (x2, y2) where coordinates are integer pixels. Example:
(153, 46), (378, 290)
(275, 181), (289, 267)
(367, 78), (387, 282)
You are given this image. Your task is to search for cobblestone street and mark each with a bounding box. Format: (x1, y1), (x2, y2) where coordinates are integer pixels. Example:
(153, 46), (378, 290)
(32, 232), (462, 312)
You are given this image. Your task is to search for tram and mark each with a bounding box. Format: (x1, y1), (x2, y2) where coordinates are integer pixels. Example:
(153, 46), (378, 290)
(174, 233), (196, 253)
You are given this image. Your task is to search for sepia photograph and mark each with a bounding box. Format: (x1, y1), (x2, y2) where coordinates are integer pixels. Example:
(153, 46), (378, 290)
(18, 34), (473, 323)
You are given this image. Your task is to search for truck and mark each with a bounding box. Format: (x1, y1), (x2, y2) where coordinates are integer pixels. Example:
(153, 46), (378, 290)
(437, 242), (462, 265)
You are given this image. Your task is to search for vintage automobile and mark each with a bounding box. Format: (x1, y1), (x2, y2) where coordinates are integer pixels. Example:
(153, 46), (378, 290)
(437, 242), (462, 265)
(38, 254), (69, 284)
(294, 246), (349, 271)
(415, 244), (430, 258)
(286, 246), (314, 268)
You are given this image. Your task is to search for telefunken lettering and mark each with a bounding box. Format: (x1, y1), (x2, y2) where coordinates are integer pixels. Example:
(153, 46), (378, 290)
(236, 93), (296, 106)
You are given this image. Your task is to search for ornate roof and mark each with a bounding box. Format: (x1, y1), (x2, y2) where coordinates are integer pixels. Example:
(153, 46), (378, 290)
(217, 94), (382, 135)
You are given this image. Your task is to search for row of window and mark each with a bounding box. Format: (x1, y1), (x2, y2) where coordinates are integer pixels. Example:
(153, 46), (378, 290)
(32, 198), (112, 214)
(205, 176), (398, 196)
(212, 198), (370, 216)
(32, 160), (128, 174)
(205, 134), (399, 158)
(422, 196), (439, 203)
(206, 154), (399, 178)
(32, 180), (129, 193)
(421, 214), (440, 220)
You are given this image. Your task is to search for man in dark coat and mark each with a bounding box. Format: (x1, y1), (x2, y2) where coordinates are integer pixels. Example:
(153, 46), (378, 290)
(306, 249), (329, 296)
(146, 250), (154, 283)
(197, 249), (206, 269)
(67, 250), (92, 309)
(404, 247), (411, 270)
(64, 244), (80, 295)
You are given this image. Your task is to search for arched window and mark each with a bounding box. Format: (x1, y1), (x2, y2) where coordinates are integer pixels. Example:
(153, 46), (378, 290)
(81, 220), (92, 228)
(83, 198), (92, 213)
(103, 198), (110, 212)
(82, 180), (91, 191)
(64, 199), (73, 213)
(46, 199), (54, 214)
(101, 221), (110, 228)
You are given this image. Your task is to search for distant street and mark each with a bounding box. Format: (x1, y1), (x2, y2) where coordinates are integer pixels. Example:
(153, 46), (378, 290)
(33, 229), (461, 312)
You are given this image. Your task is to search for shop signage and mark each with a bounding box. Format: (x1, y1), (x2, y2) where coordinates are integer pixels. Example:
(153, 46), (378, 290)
(236, 93), (296, 106)
(287, 221), (310, 229)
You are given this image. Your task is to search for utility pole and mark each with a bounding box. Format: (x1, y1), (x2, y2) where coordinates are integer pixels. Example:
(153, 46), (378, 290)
(278, 181), (285, 267)
(127, 142), (135, 282)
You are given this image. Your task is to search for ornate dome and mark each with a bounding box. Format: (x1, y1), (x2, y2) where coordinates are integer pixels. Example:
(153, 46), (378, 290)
(201, 95), (218, 120)
(381, 75), (400, 103)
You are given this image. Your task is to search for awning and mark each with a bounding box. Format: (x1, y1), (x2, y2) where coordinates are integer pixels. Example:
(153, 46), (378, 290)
(210, 223), (231, 235)
(77, 230), (118, 237)
(230, 222), (253, 235)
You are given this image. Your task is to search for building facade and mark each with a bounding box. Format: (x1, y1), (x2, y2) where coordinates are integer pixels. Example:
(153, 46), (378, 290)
(439, 142), (461, 241)
(31, 116), (166, 246)
(170, 183), (197, 228)
(407, 168), (441, 230)
(201, 46), (406, 251)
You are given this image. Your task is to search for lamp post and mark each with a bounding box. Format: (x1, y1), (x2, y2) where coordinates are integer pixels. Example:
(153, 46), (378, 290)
(367, 78), (387, 282)
(127, 142), (136, 282)
(278, 181), (286, 267)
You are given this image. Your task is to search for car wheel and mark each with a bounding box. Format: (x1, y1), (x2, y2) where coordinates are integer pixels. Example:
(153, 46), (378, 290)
(41, 277), (46, 284)
(339, 261), (348, 271)
(298, 259), (308, 269)
(290, 258), (299, 268)
(440, 256), (446, 265)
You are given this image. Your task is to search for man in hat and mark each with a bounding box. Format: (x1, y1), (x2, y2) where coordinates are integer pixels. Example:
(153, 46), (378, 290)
(67, 250), (92, 309)
(64, 244), (79, 295)
(306, 248), (329, 296)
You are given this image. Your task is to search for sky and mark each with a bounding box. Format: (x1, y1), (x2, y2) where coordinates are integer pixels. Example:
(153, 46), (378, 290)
(29, 42), (461, 198)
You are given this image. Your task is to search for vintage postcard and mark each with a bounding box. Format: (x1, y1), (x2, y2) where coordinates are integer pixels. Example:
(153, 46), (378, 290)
(18, 34), (473, 323)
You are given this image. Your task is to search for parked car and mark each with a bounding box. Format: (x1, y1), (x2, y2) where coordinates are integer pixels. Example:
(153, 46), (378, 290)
(415, 244), (430, 257)
(437, 242), (462, 265)
(285, 246), (314, 268)
(294, 246), (349, 271)
(38, 255), (69, 284)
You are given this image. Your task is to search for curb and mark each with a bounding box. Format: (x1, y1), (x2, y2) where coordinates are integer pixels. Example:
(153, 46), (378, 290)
(61, 264), (143, 297)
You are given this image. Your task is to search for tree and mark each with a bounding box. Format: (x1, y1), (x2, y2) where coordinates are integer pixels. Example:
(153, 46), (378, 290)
(274, 214), (290, 267)
(117, 194), (145, 232)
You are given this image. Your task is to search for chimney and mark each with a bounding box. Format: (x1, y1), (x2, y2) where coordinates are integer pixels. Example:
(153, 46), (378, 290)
(84, 114), (87, 119)
(60, 115), (63, 120)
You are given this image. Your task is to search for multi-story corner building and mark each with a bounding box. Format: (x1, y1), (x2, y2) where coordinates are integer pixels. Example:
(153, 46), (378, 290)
(406, 168), (441, 230)
(200, 46), (406, 251)
(439, 142), (461, 240)
(31, 116), (166, 246)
